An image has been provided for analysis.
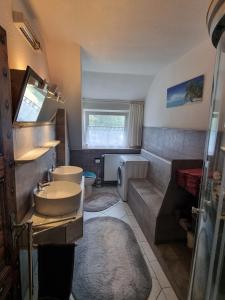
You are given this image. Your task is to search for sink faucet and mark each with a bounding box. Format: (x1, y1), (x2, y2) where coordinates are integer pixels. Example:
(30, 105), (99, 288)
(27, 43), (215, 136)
(47, 165), (55, 181)
(37, 181), (50, 192)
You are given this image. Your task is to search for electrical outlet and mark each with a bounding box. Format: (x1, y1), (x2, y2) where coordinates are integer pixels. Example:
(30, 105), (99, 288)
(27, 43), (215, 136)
(95, 158), (101, 164)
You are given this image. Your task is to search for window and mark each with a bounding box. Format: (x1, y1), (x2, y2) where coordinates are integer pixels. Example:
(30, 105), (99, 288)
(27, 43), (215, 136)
(83, 110), (128, 148)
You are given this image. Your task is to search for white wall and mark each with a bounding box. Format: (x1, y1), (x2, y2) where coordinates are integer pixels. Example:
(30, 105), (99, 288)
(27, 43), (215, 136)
(82, 99), (130, 111)
(82, 71), (153, 100)
(0, 0), (82, 150)
(45, 40), (82, 150)
(144, 39), (216, 130)
(0, 0), (49, 79)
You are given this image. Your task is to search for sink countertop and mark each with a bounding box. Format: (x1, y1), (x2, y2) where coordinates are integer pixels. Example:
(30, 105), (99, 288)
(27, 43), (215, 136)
(21, 176), (85, 245)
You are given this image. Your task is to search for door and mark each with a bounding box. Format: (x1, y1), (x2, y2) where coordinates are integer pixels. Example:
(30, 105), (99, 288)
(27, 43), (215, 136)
(188, 30), (225, 300)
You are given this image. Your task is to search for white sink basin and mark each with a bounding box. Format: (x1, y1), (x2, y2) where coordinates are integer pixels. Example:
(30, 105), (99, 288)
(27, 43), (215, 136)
(34, 181), (81, 217)
(51, 166), (83, 184)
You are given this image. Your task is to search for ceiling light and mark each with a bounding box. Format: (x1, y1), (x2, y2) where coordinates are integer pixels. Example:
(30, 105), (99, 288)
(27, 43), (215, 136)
(13, 11), (41, 50)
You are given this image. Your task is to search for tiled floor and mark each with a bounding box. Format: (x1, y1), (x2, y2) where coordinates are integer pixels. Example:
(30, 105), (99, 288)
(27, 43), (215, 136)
(26, 186), (178, 300)
(83, 186), (178, 300)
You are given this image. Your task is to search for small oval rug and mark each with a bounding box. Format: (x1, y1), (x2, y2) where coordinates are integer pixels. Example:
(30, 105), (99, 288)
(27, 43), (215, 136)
(72, 217), (152, 300)
(84, 192), (119, 212)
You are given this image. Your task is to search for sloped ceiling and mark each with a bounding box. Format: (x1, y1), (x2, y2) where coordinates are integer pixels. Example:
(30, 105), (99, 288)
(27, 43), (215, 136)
(28, 0), (209, 75)
(82, 71), (154, 100)
(27, 0), (210, 101)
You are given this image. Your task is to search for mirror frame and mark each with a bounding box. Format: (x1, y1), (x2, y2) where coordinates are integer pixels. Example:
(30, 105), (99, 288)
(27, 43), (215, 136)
(13, 66), (54, 127)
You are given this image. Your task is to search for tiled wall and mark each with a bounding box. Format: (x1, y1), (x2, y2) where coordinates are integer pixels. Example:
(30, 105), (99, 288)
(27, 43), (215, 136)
(141, 149), (172, 194)
(70, 148), (141, 178)
(13, 124), (56, 222)
(13, 124), (57, 299)
(142, 127), (206, 160)
(70, 127), (206, 178)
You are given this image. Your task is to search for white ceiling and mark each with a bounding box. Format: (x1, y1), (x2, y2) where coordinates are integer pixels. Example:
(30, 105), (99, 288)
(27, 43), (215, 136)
(26, 0), (210, 99)
(82, 71), (154, 100)
(28, 0), (210, 75)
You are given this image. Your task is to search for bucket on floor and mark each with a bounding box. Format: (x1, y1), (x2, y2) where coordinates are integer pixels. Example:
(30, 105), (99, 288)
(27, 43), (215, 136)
(84, 171), (96, 197)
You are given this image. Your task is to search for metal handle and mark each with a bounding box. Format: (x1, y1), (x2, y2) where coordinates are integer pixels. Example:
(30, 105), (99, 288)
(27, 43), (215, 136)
(192, 207), (204, 215)
(117, 166), (122, 186)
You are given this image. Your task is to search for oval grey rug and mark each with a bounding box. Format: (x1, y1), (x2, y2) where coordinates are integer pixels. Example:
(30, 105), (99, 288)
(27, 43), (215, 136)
(84, 192), (119, 212)
(72, 217), (152, 300)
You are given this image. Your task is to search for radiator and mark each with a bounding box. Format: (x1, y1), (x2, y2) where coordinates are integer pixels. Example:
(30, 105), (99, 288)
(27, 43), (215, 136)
(104, 154), (122, 181)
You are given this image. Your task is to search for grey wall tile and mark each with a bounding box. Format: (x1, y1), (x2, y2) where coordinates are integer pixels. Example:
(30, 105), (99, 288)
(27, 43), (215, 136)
(143, 127), (206, 160)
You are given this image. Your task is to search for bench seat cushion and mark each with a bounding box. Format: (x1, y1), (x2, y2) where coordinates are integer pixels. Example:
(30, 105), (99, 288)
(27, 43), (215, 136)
(129, 179), (163, 217)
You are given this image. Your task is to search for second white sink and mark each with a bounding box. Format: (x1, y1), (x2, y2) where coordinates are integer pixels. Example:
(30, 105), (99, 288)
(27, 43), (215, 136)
(34, 181), (81, 217)
(51, 166), (83, 184)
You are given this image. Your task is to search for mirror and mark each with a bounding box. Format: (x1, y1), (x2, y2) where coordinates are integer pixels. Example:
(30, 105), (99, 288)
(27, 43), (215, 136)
(15, 74), (47, 122)
(12, 66), (63, 125)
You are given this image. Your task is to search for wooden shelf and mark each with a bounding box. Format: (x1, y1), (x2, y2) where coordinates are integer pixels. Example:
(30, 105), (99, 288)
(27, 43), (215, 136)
(42, 140), (60, 148)
(15, 148), (50, 164)
(15, 140), (61, 164)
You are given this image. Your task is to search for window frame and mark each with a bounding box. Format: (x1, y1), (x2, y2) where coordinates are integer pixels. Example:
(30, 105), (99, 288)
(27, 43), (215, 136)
(82, 109), (129, 149)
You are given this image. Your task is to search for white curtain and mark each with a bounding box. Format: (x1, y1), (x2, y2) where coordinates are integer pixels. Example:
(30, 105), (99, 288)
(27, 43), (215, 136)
(128, 102), (144, 148)
(86, 126), (127, 148)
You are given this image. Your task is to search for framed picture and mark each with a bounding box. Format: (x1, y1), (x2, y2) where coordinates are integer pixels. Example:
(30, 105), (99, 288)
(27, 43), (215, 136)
(166, 75), (204, 108)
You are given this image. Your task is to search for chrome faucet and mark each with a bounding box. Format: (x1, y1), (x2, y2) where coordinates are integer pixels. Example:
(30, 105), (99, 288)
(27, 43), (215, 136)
(37, 181), (50, 192)
(47, 165), (55, 182)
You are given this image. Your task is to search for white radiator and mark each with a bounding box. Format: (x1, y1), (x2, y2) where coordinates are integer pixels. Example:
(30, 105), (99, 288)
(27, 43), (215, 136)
(104, 154), (122, 181)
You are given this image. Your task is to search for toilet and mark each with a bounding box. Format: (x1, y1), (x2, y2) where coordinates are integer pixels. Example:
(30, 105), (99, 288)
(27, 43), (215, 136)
(83, 171), (96, 197)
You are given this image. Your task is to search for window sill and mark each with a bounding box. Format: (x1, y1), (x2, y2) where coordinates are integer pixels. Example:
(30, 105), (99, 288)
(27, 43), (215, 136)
(81, 146), (141, 151)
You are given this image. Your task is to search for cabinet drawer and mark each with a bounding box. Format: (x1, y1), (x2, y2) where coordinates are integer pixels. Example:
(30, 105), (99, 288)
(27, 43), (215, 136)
(0, 156), (4, 179)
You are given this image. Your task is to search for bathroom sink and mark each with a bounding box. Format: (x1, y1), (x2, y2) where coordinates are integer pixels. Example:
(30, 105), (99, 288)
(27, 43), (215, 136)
(34, 181), (81, 217)
(50, 166), (83, 184)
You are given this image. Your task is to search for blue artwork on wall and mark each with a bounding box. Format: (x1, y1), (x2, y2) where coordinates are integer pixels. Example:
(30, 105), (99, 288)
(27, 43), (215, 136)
(166, 75), (204, 108)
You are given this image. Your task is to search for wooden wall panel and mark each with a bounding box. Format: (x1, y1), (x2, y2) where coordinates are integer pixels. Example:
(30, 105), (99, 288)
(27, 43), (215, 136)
(0, 25), (20, 299)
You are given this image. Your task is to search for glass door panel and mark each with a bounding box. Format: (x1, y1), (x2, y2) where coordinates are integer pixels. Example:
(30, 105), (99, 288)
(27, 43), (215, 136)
(189, 31), (225, 300)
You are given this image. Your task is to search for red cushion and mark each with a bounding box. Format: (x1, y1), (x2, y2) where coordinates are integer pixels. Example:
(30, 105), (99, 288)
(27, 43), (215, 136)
(176, 168), (203, 197)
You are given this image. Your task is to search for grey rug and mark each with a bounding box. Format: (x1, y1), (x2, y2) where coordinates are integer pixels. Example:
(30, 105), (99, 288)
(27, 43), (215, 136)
(84, 192), (119, 212)
(72, 217), (152, 300)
